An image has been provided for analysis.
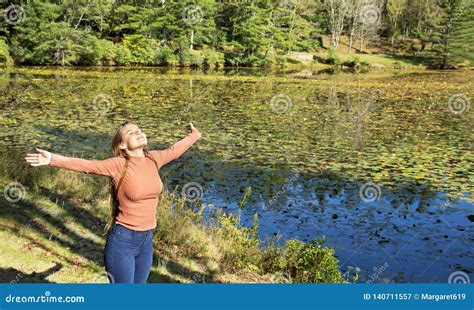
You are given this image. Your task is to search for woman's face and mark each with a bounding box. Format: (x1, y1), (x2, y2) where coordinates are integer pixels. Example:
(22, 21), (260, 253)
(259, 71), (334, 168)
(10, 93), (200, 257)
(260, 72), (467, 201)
(120, 123), (147, 151)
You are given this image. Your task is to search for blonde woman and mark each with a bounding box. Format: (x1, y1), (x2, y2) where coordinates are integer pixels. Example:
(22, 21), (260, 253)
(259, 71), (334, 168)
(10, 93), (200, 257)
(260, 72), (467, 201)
(24, 122), (202, 283)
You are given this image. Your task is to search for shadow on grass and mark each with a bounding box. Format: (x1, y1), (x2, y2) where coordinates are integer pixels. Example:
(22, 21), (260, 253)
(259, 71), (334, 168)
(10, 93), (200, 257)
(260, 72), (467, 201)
(0, 263), (62, 283)
(383, 53), (428, 66)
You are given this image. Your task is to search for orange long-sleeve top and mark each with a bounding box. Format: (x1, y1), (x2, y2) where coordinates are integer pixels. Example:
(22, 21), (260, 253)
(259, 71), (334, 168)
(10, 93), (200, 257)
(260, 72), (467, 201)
(49, 131), (201, 231)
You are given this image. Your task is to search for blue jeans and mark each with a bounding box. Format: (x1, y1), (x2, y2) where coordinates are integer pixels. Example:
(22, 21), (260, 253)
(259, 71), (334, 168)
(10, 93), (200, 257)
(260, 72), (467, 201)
(104, 223), (154, 283)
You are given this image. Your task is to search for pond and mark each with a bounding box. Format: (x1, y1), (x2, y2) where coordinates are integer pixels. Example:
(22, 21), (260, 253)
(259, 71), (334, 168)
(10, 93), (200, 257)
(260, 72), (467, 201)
(0, 67), (472, 283)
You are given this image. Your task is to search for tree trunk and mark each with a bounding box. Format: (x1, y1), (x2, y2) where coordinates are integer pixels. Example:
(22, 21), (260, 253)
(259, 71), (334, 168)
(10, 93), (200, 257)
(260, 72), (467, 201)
(348, 29), (354, 53)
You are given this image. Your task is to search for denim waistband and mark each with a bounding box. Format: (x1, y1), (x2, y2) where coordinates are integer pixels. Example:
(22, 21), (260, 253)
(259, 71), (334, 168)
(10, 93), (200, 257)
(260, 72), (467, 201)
(113, 223), (153, 235)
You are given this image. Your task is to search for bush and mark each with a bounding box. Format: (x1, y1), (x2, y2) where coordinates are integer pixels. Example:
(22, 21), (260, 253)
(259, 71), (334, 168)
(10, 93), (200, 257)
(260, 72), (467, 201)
(343, 56), (371, 73)
(270, 55), (288, 66)
(327, 47), (341, 65)
(0, 38), (13, 66)
(260, 237), (345, 283)
(190, 50), (203, 68)
(121, 34), (159, 65)
(156, 45), (178, 66)
(79, 35), (116, 66)
(202, 49), (225, 67)
(0, 148), (344, 284)
(176, 36), (191, 66)
(94, 39), (116, 66)
(283, 238), (344, 283)
(114, 44), (133, 66)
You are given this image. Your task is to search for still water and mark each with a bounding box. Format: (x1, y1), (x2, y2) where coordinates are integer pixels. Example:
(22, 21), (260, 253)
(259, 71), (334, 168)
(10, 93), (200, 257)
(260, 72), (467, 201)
(1, 67), (472, 283)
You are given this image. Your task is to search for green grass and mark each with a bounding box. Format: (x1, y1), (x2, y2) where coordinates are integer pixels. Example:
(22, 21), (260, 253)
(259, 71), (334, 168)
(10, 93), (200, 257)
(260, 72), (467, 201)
(312, 51), (426, 70)
(0, 148), (345, 283)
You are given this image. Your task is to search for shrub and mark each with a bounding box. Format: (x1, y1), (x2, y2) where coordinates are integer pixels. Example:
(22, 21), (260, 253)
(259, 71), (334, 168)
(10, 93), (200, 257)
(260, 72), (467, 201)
(121, 34), (159, 65)
(114, 44), (133, 66)
(0, 38), (13, 66)
(327, 47), (341, 65)
(282, 238), (345, 283)
(190, 50), (203, 68)
(0, 148), (344, 284)
(176, 36), (190, 66)
(156, 45), (178, 66)
(343, 56), (371, 73)
(260, 237), (345, 283)
(202, 49), (225, 68)
(79, 35), (116, 66)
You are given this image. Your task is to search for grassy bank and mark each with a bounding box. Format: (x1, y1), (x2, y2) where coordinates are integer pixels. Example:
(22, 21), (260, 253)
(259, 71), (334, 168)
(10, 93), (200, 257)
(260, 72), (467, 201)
(0, 149), (346, 283)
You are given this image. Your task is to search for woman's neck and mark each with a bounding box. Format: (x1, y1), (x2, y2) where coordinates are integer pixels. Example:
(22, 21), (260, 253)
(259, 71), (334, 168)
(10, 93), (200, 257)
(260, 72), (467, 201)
(127, 148), (145, 157)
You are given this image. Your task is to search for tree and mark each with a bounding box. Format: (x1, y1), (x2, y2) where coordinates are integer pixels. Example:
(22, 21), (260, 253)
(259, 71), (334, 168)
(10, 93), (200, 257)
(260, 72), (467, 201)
(428, 0), (473, 68)
(346, 0), (363, 53)
(320, 0), (350, 47)
(387, 0), (407, 52)
(448, 0), (474, 66)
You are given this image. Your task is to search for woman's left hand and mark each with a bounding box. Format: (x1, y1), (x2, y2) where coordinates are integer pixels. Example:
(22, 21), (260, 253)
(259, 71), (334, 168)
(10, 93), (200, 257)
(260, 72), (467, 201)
(189, 122), (202, 139)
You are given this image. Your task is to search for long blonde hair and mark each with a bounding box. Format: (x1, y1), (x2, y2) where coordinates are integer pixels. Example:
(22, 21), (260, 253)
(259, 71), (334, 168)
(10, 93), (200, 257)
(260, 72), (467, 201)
(102, 121), (158, 236)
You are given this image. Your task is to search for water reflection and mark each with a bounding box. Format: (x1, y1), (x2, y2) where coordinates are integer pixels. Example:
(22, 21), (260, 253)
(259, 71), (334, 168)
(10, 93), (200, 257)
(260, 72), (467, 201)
(0, 68), (472, 283)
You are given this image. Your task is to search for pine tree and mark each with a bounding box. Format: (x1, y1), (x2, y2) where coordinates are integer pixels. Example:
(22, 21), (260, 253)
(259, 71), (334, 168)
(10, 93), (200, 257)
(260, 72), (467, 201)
(429, 0), (473, 68)
(448, 0), (474, 66)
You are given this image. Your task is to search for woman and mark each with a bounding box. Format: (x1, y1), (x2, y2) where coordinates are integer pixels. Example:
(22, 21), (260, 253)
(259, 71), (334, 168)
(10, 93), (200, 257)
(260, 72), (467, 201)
(24, 121), (202, 283)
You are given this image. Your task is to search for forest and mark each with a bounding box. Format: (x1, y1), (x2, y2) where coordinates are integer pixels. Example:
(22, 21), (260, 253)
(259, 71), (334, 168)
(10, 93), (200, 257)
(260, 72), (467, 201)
(0, 0), (472, 69)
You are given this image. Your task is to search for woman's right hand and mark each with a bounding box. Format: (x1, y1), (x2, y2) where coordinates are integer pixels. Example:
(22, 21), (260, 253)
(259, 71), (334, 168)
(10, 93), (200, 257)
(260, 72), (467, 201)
(24, 148), (52, 166)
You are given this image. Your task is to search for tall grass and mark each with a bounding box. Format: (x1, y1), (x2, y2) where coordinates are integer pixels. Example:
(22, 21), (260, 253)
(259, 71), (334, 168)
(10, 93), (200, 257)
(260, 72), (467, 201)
(0, 147), (345, 283)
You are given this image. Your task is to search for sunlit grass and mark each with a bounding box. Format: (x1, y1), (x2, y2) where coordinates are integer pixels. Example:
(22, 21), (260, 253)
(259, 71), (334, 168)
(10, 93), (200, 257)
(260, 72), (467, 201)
(0, 148), (345, 283)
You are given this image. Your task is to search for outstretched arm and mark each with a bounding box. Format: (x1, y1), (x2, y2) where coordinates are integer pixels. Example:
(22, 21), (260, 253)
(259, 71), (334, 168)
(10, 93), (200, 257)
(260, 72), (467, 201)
(24, 148), (121, 178)
(150, 123), (202, 168)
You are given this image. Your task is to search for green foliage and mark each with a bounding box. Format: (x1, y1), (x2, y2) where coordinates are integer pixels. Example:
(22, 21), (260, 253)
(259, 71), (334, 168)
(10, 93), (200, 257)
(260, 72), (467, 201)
(80, 35), (117, 66)
(344, 56), (371, 73)
(282, 238), (344, 283)
(114, 45), (133, 66)
(260, 237), (345, 283)
(327, 48), (341, 65)
(156, 45), (178, 66)
(0, 0), (472, 68)
(448, 1), (474, 66)
(176, 36), (191, 66)
(190, 52), (204, 68)
(202, 49), (225, 67)
(417, 0), (474, 68)
(0, 38), (13, 66)
(121, 34), (159, 65)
